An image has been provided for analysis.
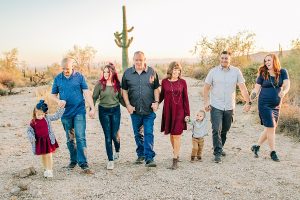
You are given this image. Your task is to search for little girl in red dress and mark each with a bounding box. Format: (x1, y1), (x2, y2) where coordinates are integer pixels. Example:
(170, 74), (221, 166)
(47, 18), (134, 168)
(27, 100), (65, 178)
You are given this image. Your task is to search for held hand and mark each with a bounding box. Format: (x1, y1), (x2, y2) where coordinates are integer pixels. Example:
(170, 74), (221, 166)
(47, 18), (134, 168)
(278, 90), (286, 98)
(204, 102), (211, 112)
(184, 116), (190, 122)
(58, 100), (66, 108)
(126, 104), (135, 114)
(30, 137), (36, 144)
(89, 108), (95, 119)
(151, 102), (159, 112)
(243, 104), (251, 112)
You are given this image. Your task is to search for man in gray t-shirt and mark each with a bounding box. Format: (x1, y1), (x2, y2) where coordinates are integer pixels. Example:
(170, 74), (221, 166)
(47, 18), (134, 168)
(203, 51), (251, 163)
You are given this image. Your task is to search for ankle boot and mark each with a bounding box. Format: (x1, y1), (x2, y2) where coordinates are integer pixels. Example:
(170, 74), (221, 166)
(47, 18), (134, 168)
(270, 151), (280, 162)
(171, 158), (178, 170)
(251, 145), (260, 158)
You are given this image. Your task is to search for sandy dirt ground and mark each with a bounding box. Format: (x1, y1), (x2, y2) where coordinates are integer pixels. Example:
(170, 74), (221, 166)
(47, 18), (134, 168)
(0, 77), (299, 200)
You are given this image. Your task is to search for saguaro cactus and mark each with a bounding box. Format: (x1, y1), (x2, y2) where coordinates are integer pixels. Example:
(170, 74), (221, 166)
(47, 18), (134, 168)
(114, 5), (134, 72)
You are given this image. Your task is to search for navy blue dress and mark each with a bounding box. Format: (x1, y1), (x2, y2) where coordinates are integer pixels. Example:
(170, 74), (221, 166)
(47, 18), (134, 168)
(257, 69), (289, 127)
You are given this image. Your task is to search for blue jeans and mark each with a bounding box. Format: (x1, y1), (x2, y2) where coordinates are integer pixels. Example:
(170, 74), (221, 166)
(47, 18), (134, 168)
(98, 105), (121, 161)
(61, 114), (88, 168)
(130, 112), (156, 162)
(210, 106), (233, 156)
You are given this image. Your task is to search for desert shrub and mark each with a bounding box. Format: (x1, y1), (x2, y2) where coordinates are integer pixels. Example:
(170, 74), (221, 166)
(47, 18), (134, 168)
(236, 63), (260, 103)
(278, 104), (300, 140)
(46, 63), (60, 78)
(181, 63), (210, 80)
(153, 64), (167, 80)
(0, 72), (16, 94)
(0, 84), (7, 96)
(281, 50), (300, 106)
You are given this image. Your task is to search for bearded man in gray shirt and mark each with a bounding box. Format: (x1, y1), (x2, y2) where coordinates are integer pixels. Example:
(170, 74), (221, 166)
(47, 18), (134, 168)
(203, 51), (251, 163)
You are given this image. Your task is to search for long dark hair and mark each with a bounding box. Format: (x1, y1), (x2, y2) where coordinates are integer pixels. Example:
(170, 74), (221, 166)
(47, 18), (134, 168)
(99, 63), (121, 93)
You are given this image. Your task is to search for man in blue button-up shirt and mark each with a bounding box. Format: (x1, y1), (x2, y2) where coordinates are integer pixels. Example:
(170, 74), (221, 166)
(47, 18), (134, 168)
(51, 57), (95, 173)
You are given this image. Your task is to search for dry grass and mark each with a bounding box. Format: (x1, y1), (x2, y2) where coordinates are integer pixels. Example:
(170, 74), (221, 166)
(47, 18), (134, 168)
(278, 104), (300, 140)
(35, 86), (58, 113)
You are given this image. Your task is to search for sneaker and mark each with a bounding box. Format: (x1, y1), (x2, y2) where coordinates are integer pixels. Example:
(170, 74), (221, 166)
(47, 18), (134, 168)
(251, 145), (260, 158)
(134, 156), (145, 164)
(65, 162), (77, 170)
(107, 161), (114, 170)
(113, 152), (120, 161)
(221, 151), (226, 157)
(47, 170), (53, 178)
(145, 160), (157, 167)
(43, 170), (53, 178)
(270, 151), (280, 162)
(43, 170), (48, 178)
(214, 155), (222, 163)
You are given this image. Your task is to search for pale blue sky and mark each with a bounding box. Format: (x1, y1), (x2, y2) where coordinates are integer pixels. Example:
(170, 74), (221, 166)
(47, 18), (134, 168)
(1, 0), (300, 66)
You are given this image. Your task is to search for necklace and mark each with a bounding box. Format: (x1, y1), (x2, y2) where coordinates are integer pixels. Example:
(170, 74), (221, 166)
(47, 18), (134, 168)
(269, 74), (279, 88)
(169, 80), (182, 105)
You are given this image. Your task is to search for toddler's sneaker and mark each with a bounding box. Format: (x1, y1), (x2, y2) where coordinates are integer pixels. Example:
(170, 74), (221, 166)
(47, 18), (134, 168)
(113, 152), (120, 161)
(44, 170), (53, 178)
(107, 161), (114, 170)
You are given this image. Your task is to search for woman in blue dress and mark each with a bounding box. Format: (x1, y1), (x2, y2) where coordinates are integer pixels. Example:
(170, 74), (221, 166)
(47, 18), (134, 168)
(250, 54), (290, 161)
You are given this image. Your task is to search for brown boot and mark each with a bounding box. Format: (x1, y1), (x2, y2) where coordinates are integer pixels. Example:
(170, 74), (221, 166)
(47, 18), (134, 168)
(171, 158), (178, 170)
(177, 156), (182, 162)
(197, 156), (202, 161)
(190, 156), (196, 162)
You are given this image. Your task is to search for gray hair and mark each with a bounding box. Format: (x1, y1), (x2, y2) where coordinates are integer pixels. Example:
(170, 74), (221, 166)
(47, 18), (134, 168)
(133, 51), (145, 57)
(61, 57), (74, 67)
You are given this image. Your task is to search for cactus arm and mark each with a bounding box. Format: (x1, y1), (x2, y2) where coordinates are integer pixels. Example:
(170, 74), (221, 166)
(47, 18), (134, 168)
(125, 37), (133, 48)
(115, 39), (122, 47)
(127, 26), (134, 32)
(114, 32), (122, 40)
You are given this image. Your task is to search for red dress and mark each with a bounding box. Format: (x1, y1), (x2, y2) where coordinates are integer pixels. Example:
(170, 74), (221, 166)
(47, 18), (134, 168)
(30, 118), (59, 155)
(160, 78), (190, 135)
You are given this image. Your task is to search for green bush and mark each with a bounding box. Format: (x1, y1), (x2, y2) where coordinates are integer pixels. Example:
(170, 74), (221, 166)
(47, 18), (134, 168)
(236, 63), (259, 104)
(0, 88), (7, 96)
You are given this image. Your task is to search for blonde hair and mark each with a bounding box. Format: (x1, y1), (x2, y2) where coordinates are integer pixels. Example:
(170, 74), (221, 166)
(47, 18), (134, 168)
(31, 107), (47, 123)
(198, 109), (206, 118)
(166, 61), (182, 79)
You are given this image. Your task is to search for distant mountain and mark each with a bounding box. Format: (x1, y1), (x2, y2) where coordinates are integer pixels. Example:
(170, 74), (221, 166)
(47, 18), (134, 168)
(145, 50), (292, 65)
(249, 50), (291, 62)
(146, 57), (199, 65)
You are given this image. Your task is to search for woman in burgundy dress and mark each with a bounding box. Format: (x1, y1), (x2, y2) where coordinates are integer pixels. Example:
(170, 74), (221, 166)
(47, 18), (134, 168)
(159, 61), (190, 169)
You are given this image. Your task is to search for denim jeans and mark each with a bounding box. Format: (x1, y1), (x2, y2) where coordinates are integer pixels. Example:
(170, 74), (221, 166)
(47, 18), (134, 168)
(210, 106), (233, 156)
(98, 105), (121, 161)
(130, 112), (156, 162)
(61, 114), (88, 168)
